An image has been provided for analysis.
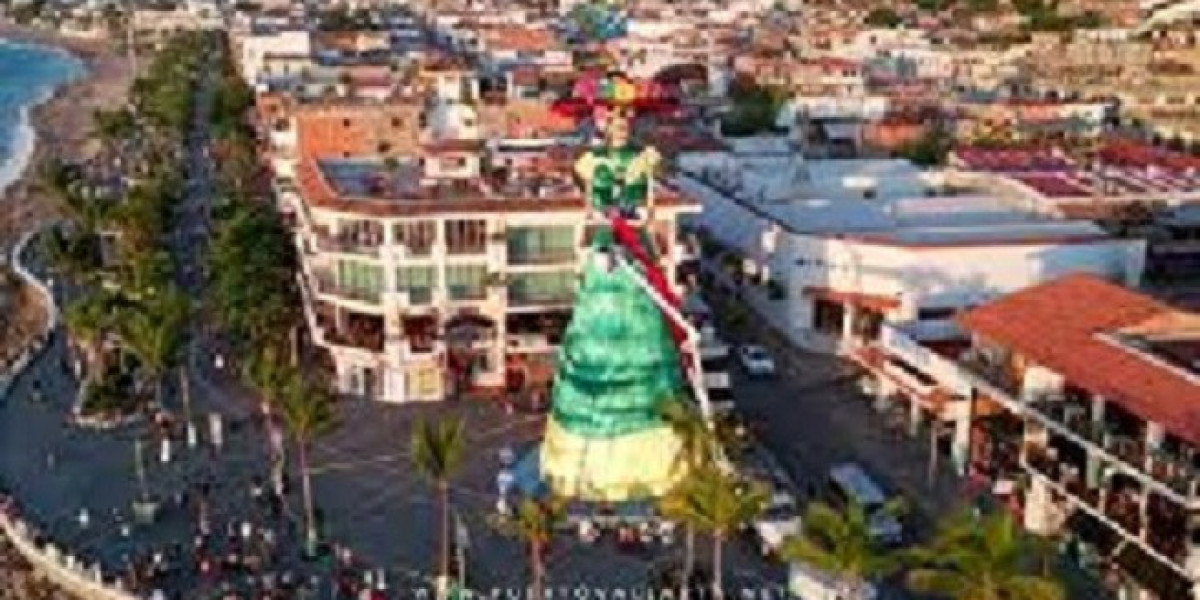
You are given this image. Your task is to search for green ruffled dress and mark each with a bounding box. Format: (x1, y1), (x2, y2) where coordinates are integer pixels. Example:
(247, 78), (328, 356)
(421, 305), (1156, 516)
(550, 145), (684, 438)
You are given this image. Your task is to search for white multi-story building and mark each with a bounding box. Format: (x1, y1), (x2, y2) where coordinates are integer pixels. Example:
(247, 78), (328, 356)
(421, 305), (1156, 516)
(283, 153), (698, 402)
(675, 141), (1147, 357)
(273, 71), (701, 401)
(854, 274), (1200, 600)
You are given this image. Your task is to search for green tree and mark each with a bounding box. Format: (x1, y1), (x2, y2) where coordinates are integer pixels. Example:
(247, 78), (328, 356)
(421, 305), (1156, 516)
(865, 7), (903, 28)
(501, 498), (565, 600)
(65, 292), (116, 383)
(781, 501), (905, 599)
(278, 373), (339, 556)
(92, 108), (137, 147)
(411, 417), (467, 592)
(658, 398), (723, 599)
(722, 80), (787, 137)
(662, 465), (767, 596)
(897, 125), (952, 167)
(118, 286), (190, 409)
(905, 511), (1065, 600)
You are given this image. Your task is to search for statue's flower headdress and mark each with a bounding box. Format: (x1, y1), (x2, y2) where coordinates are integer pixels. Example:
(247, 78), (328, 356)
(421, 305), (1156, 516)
(551, 71), (678, 123)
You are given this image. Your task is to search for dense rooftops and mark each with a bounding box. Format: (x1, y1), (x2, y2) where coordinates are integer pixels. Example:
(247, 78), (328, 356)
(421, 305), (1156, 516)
(952, 142), (1200, 200)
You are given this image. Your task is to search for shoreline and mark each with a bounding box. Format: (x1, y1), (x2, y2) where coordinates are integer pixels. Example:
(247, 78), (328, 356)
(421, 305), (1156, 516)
(0, 22), (134, 256)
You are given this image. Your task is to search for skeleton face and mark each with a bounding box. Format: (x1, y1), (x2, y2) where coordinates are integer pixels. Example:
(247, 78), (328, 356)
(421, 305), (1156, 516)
(605, 107), (631, 147)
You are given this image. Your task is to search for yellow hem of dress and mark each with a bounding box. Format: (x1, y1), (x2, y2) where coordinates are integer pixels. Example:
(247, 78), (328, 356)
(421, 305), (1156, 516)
(540, 418), (684, 502)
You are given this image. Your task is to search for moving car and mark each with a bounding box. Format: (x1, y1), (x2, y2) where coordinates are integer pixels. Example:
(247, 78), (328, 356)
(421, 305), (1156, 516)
(826, 463), (904, 546)
(736, 344), (776, 377)
(752, 491), (802, 557)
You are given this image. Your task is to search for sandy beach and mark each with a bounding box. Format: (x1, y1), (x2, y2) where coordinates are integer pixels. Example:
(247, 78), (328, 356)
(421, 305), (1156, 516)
(0, 23), (133, 357)
(0, 22), (136, 254)
(0, 23), (134, 600)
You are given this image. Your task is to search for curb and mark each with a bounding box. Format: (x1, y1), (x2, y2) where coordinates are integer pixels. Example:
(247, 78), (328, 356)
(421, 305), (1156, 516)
(0, 226), (59, 401)
(0, 511), (138, 600)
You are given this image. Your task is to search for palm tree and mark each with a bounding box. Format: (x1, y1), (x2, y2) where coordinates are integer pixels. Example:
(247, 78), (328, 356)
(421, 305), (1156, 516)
(64, 292), (114, 384)
(242, 344), (297, 501)
(780, 500), (905, 599)
(662, 464), (767, 597)
(659, 399), (719, 599)
(118, 287), (189, 409)
(411, 417), (467, 595)
(502, 497), (565, 600)
(278, 373), (339, 556)
(905, 511), (1065, 600)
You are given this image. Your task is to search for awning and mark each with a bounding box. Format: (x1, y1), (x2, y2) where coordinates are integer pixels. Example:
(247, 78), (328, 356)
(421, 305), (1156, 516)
(805, 286), (901, 312)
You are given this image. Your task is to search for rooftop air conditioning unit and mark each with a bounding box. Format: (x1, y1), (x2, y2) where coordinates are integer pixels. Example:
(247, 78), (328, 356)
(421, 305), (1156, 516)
(843, 175), (878, 199)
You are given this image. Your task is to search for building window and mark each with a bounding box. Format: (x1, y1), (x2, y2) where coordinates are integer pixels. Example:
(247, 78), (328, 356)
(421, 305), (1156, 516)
(343, 118), (352, 128)
(507, 226), (575, 265)
(394, 221), (436, 256)
(917, 306), (959, 321)
(507, 271), (576, 306)
(377, 142), (392, 154)
(391, 117), (404, 128)
(445, 219), (487, 255)
(445, 264), (487, 300)
(396, 266), (437, 304)
(336, 260), (384, 303)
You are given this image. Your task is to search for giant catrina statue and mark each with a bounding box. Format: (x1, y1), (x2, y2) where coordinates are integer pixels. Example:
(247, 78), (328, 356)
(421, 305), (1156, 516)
(538, 71), (692, 501)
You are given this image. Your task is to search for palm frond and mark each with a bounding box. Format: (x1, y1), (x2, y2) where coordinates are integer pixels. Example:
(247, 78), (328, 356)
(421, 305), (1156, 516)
(906, 568), (971, 598)
(411, 417), (467, 484)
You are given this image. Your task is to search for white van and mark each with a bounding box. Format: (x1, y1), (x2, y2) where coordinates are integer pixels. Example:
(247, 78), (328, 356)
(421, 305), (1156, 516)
(752, 491), (801, 557)
(826, 463), (904, 546)
(788, 561), (877, 600)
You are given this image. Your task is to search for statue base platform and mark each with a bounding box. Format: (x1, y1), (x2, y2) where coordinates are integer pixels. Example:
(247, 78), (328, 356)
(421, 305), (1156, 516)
(517, 418), (683, 503)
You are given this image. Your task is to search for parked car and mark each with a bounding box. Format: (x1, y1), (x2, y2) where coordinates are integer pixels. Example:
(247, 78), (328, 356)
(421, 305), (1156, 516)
(752, 491), (802, 557)
(736, 344), (776, 377)
(826, 463), (904, 546)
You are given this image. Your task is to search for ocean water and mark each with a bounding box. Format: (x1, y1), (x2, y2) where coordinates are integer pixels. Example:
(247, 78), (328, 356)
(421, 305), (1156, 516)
(0, 39), (85, 195)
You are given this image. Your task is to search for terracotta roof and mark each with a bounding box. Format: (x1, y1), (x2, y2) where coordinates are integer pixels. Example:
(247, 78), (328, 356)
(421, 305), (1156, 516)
(479, 26), (557, 52)
(957, 274), (1200, 445)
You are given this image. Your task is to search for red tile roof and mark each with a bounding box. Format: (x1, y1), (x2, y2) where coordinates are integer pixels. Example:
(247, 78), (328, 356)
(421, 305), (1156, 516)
(957, 274), (1200, 445)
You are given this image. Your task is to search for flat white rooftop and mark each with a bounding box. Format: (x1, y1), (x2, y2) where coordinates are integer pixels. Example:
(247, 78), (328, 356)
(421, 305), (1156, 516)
(677, 156), (1110, 246)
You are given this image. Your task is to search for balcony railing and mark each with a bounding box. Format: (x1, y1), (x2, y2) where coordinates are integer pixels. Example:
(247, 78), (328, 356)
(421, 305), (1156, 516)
(325, 327), (384, 352)
(314, 233), (383, 257)
(1027, 394), (1200, 498)
(507, 248), (577, 266)
(447, 285), (487, 302)
(314, 274), (382, 305)
(1024, 451), (1195, 581)
(507, 290), (574, 307)
(959, 350), (1022, 397)
(399, 288), (434, 306)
